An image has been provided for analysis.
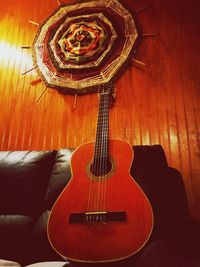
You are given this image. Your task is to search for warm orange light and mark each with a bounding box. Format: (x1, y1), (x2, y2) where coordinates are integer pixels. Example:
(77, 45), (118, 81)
(0, 40), (33, 73)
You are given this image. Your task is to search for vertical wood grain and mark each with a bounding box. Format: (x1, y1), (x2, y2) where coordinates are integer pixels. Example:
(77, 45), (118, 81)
(0, 0), (199, 222)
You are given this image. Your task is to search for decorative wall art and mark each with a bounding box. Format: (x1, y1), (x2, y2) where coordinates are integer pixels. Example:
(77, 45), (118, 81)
(23, 0), (144, 95)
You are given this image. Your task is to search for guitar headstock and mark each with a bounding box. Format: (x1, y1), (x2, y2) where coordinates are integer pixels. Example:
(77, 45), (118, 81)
(99, 82), (116, 99)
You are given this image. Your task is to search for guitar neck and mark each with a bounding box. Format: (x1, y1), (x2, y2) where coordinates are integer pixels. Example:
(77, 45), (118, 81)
(94, 91), (110, 162)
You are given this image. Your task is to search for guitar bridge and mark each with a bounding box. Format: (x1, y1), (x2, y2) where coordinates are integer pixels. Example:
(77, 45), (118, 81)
(69, 211), (126, 224)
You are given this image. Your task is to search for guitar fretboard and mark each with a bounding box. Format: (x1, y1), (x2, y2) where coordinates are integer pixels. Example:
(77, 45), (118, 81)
(94, 92), (110, 160)
(92, 91), (110, 176)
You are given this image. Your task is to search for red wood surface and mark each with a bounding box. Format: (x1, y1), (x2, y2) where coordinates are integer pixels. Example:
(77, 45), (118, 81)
(0, 0), (200, 222)
(48, 140), (153, 262)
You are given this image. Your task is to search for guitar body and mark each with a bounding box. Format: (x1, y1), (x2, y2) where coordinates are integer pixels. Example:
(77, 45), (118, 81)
(48, 140), (154, 263)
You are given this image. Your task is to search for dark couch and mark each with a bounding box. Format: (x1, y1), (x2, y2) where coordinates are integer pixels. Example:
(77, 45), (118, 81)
(0, 146), (199, 267)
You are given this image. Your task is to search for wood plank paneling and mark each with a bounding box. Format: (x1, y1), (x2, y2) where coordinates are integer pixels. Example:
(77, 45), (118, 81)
(0, 0), (200, 222)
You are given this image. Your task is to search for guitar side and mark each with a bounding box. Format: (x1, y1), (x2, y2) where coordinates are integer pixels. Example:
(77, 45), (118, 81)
(47, 140), (154, 263)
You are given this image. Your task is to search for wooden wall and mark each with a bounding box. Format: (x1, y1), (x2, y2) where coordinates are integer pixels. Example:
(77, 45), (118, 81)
(0, 0), (199, 222)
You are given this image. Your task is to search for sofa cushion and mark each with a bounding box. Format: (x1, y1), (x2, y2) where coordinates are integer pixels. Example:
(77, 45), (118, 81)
(0, 214), (34, 263)
(0, 151), (56, 215)
(0, 215), (33, 235)
(45, 149), (73, 209)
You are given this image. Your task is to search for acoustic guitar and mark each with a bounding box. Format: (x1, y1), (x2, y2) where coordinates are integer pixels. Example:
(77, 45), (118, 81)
(47, 84), (154, 263)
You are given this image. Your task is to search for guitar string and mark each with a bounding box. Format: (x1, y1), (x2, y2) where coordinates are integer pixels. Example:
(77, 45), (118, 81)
(87, 160), (94, 212)
(99, 90), (111, 216)
(100, 91), (110, 215)
(87, 90), (104, 213)
(93, 95), (102, 211)
(99, 94), (106, 213)
(97, 93), (104, 213)
(87, 91), (101, 213)
(97, 111), (102, 213)
(94, 89), (105, 212)
(98, 92), (106, 213)
(102, 93), (109, 214)
(87, 95), (99, 213)
(86, 149), (92, 211)
(93, 91), (108, 213)
(87, 89), (110, 218)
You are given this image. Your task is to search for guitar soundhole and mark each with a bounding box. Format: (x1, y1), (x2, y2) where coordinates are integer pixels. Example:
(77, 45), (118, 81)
(90, 158), (113, 177)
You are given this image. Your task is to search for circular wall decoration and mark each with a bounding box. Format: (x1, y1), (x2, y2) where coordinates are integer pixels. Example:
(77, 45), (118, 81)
(32, 0), (140, 94)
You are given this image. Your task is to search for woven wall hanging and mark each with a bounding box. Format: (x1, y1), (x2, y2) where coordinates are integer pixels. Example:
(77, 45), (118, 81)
(29, 0), (140, 95)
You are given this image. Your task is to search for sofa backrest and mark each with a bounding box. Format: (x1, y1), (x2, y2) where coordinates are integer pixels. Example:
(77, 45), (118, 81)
(0, 150), (57, 216)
